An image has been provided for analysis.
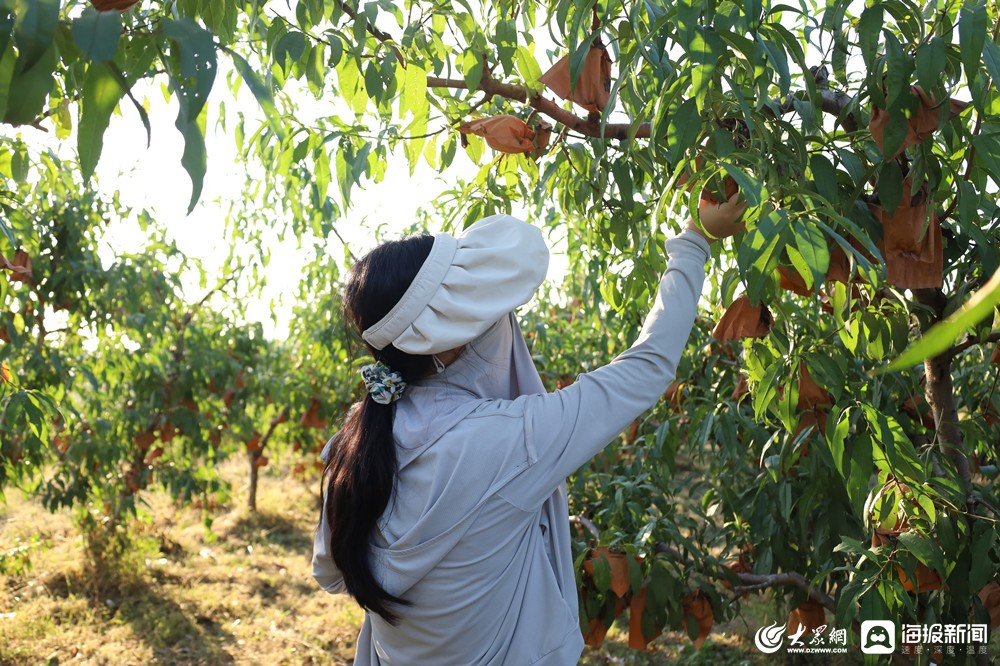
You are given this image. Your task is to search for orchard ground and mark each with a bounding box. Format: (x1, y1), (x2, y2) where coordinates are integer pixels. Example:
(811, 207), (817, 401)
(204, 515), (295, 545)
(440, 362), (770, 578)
(0, 459), (903, 666)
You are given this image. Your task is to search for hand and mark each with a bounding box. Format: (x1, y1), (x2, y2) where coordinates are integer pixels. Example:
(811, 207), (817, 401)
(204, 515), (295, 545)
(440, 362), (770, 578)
(687, 192), (747, 243)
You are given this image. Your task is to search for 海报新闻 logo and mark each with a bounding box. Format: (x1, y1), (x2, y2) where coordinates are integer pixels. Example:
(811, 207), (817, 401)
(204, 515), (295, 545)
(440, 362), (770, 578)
(861, 620), (896, 654)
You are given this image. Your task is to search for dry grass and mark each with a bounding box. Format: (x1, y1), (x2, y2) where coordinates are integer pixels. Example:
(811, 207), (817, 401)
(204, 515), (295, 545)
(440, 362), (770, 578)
(2, 459), (974, 666)
(0, 461), (361, 665)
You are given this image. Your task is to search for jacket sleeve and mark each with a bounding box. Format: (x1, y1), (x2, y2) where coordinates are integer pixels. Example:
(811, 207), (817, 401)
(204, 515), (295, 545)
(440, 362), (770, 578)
(498, 229), (710, 511)
(312, 484), (348, 594)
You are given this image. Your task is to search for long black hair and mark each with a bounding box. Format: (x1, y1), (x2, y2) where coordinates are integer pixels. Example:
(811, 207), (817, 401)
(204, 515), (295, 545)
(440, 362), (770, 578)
(323, 234), (436, 623)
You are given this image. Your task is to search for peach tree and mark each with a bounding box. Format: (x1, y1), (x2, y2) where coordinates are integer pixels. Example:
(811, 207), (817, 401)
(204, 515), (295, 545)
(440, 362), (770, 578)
(283, 0), (999, 659)
(1, 0), (999, 660)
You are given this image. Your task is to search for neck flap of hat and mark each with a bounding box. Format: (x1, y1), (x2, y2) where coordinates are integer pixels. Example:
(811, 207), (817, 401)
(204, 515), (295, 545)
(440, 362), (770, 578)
(393, 312), (546, 470)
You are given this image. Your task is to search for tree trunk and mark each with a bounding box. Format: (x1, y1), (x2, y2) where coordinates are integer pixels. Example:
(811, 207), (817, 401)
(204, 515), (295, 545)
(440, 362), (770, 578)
(914, 288), (972, 496)
(246, 407), (288, 512)
(923, 352), (972, 491)
(248, 450), (259, 512)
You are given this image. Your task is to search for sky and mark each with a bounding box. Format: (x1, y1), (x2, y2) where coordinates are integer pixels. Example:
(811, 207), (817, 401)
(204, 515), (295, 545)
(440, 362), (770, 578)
(71, 62), (569, 340)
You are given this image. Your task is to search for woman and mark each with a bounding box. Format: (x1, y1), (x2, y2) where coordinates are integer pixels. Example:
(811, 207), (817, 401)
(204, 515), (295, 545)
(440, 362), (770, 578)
(314, 196), (745, 665)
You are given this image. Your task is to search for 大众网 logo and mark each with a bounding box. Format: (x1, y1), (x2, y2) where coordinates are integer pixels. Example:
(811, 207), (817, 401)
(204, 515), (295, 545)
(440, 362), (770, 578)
(754, 621), (785, 654)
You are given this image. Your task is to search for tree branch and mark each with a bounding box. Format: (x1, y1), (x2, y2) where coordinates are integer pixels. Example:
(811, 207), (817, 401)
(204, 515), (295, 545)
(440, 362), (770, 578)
(651, 542), (835, 612)
(946, 330), (1000, 360)
(775, 88), (859, 132)
(569, 514), (601, 540)
(428, 67), (858, 142)
(426, 75), (646, 139)
(652, 541), (913, 665)
(334, 0), (405, 65)
(732, 572), (836, 612)
(258, 407), (289, 454)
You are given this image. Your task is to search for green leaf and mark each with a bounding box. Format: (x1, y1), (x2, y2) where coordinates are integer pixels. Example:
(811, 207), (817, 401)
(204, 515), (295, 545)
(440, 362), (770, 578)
(363, 60), (381, 100)
(516, 45), (543, 91)
(983, 37), (1000, 87)
(306, 44), (324, 99)
(12, 0), (58, 74)
(759, 37), (790, 96)
(846, 435), (874, 514)
(104, 63), (152, 148)
(721, 164), (762, 207)
(177, 107), (207, 214)
(78, 62), (125, 180)
(881, 266), (1000, 372)
(970, 522), (995, 590)
(827, 408), (850, 477)
(915, 37), (946, 91)
(809, 154), (837, 202)
(793, 220), (829, 282)
(742, 209), (787, 275)
(0, 41), (15, 121)
(163, 17), (217, 120)
(327, 34), (343, 68)
(228, 49), (286, 142)
(753, 361), (783, 421)
(897, 531), (945, 574)
(274, 30), (306, 72)
(959, 2), (986, 84)
(401, 63), (426, 117)
(0, 5), (15, 57)
(857, 5), (882, 68)
(162, 19), (217, 212)
(972, 132), (1000, 179)
(955, 180), (998, 270)
(627, 552), (643, 596)
(884, 31), (912, 108)
(877, 161), (903, 214)
(591, 555), (611, 593)
(201, 0), (227, 34)
(3, 43), (55, 125)
(462, 49), (483, 91)
(496, 19), (516, 76)
(71, 8), (121, 64)
(667, 97), (700, 164)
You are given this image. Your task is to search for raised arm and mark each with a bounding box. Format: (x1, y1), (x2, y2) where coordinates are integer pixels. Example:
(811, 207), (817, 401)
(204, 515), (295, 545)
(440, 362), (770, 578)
(499, 195), (745, 510)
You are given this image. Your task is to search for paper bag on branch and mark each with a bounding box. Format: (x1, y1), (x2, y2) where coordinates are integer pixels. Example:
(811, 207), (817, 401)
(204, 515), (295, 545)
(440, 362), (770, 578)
(826, 243), (851, 284)
(457, 115), (551, 158)
(870, 85), (968, 159)
(539, 42), (612, 113)
(869, 178), (943, 290)
(977, 581), (1000, 629)
(711, 295), (772, 341)
(1, 250), (32, 283)
(778, 267), (813, 297)
(797, 363), (832, 410)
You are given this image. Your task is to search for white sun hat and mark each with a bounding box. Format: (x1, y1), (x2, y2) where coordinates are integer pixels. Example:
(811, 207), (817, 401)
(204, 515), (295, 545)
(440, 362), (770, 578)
(361, 214), (550, 355)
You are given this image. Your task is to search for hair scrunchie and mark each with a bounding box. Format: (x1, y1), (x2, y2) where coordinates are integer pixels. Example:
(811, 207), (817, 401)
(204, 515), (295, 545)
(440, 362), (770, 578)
(360, 361), (407, 405)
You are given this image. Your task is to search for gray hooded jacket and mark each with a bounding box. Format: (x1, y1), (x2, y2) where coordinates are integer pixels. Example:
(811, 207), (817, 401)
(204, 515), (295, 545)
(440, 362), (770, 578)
(313, 229), (710, 665)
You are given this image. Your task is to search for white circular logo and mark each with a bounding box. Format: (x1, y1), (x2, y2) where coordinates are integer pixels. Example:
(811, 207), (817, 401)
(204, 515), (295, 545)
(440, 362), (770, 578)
(754, 621), (786, 654)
